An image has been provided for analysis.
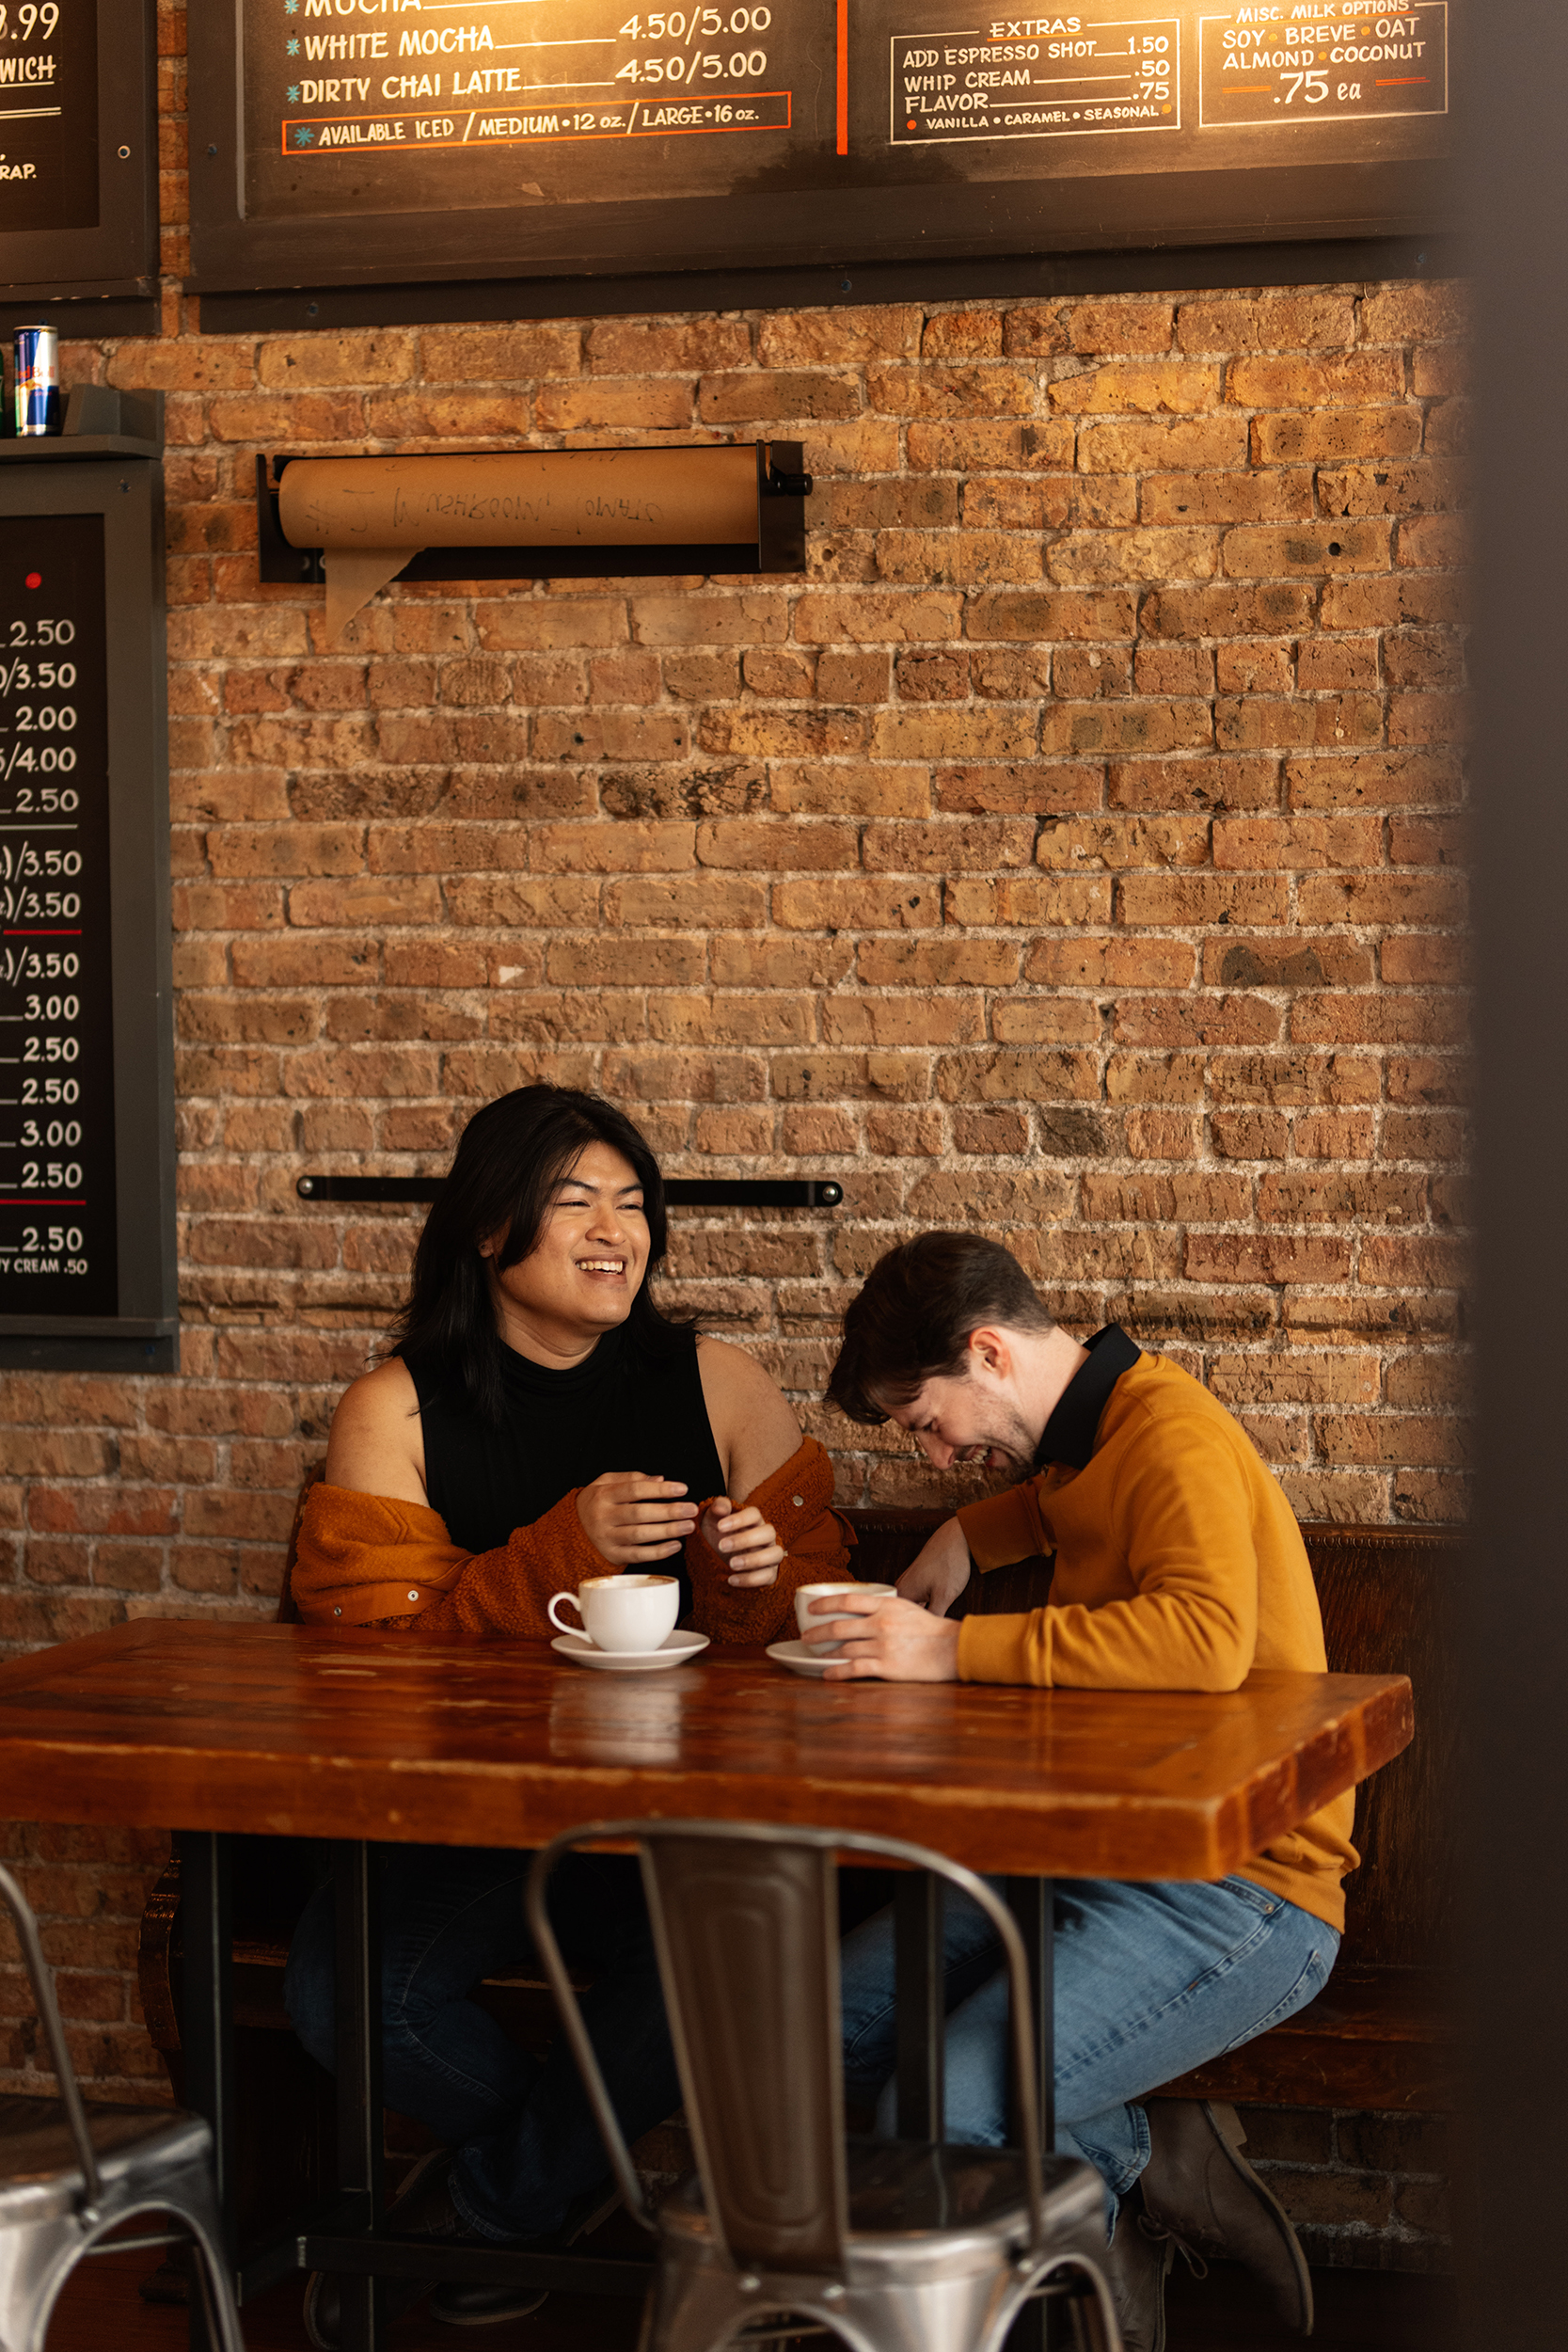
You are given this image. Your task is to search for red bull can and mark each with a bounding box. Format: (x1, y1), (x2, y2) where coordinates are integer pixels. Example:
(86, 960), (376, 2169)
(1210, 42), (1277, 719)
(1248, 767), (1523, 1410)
(14, 324), (59, 437)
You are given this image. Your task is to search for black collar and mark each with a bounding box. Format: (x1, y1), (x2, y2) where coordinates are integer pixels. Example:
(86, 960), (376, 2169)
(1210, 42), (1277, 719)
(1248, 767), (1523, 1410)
(1034, 1326), (1142, 1470)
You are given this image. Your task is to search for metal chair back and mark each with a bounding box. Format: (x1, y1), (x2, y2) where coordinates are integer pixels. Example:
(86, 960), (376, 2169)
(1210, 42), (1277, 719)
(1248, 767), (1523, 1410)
(0, 1865), (103, 2220)
(0, 1863), (247, 2351)
(525, 1819), (1048, 2279)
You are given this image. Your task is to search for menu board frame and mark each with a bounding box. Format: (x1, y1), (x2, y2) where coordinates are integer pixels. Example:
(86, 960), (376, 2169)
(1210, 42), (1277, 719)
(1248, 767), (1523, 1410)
(0, 453), (175, 1373)
(187, 0), (1451, 304)
(0, 0), (159, 310)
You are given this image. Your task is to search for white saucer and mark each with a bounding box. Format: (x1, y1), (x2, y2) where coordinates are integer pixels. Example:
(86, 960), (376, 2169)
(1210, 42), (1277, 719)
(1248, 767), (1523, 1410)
(551, 1630), (709, 1675)
(766, 1639), (841, 1679)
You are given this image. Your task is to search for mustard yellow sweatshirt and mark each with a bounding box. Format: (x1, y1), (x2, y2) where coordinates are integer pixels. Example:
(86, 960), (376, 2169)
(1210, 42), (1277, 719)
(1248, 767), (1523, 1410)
(955, 1338), (1357, 1932)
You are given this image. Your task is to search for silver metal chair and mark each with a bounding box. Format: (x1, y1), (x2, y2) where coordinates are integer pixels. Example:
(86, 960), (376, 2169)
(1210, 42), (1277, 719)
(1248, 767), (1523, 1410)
(0, 1861), (244, 2352)
(527, 1820), (1120, 2352)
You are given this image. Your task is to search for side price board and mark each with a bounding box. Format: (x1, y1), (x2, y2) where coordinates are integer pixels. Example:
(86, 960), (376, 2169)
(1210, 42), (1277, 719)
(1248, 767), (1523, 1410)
(0, 456), (173, 1370)
(0, 517), (114, 1316)
(190, 1), (1452, 298)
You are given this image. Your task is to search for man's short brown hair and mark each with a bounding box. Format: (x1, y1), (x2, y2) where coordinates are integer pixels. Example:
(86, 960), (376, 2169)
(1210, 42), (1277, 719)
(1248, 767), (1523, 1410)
(826, 1232), (1055, 1425)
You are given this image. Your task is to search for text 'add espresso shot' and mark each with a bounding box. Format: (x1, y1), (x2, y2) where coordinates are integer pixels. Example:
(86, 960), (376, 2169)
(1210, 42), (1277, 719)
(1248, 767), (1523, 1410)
(0, 516), (114, 1318)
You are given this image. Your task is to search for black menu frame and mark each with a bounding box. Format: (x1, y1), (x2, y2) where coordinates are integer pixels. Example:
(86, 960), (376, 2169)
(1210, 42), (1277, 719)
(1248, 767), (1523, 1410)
(188, 0), (1453, 315)
(0, 0), (160, 326)
(0, 451), (174, 1373)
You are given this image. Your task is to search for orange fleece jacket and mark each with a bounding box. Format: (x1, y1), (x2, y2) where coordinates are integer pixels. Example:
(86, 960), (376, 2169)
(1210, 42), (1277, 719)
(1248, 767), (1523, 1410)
(955, 1351), (1357, 1932)
(291, 1434), (851, 1646)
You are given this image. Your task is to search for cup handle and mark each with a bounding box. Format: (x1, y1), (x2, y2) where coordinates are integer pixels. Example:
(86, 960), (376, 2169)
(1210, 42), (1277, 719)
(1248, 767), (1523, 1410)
(547, 1591), (585, 1637)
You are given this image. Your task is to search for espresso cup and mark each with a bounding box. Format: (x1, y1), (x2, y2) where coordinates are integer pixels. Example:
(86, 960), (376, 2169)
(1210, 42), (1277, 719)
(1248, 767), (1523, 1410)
(548, 1574), (681, 1654)
(795, 1581), (895, 1654)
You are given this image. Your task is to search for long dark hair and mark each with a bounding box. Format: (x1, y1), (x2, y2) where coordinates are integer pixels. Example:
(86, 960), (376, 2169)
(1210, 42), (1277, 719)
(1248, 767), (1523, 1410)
(388, 1086), (689, 1423)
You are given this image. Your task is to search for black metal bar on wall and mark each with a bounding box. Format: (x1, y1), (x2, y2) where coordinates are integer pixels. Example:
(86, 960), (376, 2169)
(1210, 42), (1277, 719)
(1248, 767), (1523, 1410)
(296, 1175), (843, 1209)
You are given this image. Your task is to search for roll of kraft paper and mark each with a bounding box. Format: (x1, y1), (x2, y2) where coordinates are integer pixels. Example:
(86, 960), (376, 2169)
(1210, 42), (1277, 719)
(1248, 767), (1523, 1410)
(277, 444), (761, 641)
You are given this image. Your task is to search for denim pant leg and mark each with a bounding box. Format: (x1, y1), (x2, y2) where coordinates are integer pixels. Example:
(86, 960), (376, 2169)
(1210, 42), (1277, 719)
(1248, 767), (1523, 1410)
(841, 1876), (1338, 2217)
(452, 1851), (680, 2243)
(841, 1883), (1007, 2099)
(284, 1843), (539, 2146)
(284, 1844), (679, 2243)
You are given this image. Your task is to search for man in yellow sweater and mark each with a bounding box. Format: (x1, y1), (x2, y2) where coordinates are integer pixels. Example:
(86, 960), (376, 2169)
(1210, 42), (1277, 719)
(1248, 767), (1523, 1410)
(816, 1232), (1352, 2352)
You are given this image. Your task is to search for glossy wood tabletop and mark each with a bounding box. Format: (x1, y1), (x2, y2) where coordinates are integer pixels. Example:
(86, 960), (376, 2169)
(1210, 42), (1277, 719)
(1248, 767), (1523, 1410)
(0, 1620), (1411, 1878)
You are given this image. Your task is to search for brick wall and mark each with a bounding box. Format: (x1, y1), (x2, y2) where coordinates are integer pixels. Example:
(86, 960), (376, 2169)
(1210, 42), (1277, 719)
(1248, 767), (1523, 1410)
(1243, 2105), (1449, 2273)
(0, 0), (1464, 2267)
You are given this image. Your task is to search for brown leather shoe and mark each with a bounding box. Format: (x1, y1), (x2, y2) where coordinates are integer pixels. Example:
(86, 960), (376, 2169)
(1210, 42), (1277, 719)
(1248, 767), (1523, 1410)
(1101, 2203), (1172, 2352)
(1140, 2099), (1313, 2335)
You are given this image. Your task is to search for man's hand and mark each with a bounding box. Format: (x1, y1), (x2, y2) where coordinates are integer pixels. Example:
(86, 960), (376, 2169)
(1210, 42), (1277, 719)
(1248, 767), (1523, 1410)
(701, 1498), (784, 1588)
(576, 1473), (697, 1567)
(802, 1590), (962, 1683)
(896, 1517), (973, 1617)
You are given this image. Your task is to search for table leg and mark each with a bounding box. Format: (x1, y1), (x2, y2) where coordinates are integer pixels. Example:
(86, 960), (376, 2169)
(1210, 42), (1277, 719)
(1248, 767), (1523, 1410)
(894, 1869), (943, 2140)
(179, 1831), (235, 2352)
(1005, 1878), (1055, 2352)
(1006, 1876), (1055, 2154)
(333, 1839), (385, 2352)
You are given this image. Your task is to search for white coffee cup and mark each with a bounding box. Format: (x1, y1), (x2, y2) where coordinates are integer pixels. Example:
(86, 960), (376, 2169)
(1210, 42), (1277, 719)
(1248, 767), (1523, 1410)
(795, 1581), (895, 1654)
(548, 1575), (681, 1654)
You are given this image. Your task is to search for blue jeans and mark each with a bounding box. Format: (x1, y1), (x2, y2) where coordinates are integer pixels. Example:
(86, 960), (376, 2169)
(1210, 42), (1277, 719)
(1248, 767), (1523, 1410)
(283, 1844), (678, 2244)
(841, 1876), (1338, 2223)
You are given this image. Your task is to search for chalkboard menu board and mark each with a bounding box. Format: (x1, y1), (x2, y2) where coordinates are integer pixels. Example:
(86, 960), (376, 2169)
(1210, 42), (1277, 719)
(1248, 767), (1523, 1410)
(0, 0), (158, 326)
(0, 0), (99, 233)
(0, 514), (116, 1319)
(0, 450), (173, 1371)
(188, 0), (1450, 298)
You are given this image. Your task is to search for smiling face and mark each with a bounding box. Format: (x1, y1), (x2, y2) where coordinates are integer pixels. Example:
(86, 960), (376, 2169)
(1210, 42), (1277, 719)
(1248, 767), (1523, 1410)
(480, 1140), (651, 1366)
(882, 1331), (1043, 1476)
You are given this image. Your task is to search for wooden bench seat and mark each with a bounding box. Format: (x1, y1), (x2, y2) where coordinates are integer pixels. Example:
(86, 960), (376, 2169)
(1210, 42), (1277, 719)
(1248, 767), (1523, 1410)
(136, 1505), (1454, 2246)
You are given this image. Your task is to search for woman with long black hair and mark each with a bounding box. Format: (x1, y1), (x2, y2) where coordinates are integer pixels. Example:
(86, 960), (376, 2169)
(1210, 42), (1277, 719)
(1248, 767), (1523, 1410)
(289, 1081), (845, 1639)
(284, 1084), (851, 2344)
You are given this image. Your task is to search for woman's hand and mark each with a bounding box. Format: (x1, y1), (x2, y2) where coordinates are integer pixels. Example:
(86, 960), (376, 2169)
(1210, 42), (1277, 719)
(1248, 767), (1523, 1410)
(701, 1498), (785, 1588)
(576, 1473), (698, 1567)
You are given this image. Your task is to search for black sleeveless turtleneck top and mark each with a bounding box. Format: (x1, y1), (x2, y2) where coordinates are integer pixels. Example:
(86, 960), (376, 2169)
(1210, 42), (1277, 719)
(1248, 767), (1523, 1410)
(403, 1324), (725, 1619)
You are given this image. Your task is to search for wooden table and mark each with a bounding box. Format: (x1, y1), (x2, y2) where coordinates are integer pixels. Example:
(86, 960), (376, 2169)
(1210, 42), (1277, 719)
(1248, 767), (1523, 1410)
(0, 1621), (1412, 2351)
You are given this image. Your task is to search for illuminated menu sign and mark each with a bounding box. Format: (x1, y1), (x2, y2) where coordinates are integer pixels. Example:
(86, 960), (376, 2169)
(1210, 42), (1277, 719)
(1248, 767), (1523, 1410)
(196, 1), (1452, 295)
(0, 516), (115, 1321)
(245, 0), (827, 219)
(0, 0), (99, 234)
